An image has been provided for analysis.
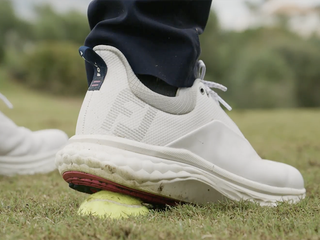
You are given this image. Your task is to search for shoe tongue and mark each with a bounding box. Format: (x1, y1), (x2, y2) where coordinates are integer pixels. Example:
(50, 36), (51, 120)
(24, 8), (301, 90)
(79, 46), (107, 91)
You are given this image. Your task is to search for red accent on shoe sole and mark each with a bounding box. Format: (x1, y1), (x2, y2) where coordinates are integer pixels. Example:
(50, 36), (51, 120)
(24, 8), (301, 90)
(63, 171), (179, 206)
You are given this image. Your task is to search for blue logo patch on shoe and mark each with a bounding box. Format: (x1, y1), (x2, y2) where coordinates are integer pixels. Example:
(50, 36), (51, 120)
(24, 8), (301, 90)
(79, 46), (107, 91)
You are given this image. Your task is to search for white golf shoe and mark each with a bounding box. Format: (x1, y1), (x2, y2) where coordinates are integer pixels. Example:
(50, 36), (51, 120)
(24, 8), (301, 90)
(56, 45), (305, 206)
(0, 109), (68, 176)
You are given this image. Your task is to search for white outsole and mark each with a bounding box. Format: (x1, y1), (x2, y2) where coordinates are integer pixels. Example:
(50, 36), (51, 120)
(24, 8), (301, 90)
(56, 135), (306, 206)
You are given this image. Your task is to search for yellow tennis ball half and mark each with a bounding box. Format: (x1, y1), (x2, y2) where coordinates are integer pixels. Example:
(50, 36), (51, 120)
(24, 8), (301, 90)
(78, 190), (149, 219)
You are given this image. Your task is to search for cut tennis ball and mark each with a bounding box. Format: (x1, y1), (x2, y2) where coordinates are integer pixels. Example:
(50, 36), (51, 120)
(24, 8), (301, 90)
(78, 190), (149, 219)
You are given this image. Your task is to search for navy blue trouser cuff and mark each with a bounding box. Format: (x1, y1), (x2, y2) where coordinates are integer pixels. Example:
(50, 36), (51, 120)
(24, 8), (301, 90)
(85, 0), (212, 88)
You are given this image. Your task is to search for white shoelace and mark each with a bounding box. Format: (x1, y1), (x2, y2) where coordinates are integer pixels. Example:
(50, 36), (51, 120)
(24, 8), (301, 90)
(0, 93), (13, 109)
(197, 60), (232, 111)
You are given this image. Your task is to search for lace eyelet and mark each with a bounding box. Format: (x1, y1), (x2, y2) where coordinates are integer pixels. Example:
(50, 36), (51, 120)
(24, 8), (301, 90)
(199, 87), (205, 95)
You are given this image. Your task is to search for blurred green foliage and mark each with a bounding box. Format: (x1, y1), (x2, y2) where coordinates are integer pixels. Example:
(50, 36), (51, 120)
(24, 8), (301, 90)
(32, 5), (88, 44)
(22, 41), (87, 96)
(0, 0), (320, 107)
(0, 0), (32, 62)
(1, 0), (88, 96)
(200, 11), (320, 108)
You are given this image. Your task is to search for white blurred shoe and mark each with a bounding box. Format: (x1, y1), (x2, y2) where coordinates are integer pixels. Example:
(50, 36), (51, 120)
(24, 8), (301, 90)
(56, 45), (305, 206)
(0, 101), (68, 176)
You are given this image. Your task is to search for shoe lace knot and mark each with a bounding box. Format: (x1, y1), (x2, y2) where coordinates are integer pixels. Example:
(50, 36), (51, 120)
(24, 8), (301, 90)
(0, 93), (13, 109)
(197, 60), (232, 111)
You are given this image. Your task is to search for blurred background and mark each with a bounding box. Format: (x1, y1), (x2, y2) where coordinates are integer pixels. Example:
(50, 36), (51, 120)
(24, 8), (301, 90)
(1, 0), (320, 109)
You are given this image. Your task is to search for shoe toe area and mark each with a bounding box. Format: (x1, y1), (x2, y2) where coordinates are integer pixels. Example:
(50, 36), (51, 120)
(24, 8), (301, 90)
(247, 159), (305, 190)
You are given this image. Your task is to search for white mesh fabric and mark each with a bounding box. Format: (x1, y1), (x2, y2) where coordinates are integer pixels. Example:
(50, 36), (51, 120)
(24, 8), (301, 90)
(76, 48), (131, 135)
(141, 81), (243, 146)
(128, 72), (197, 115)
(76, 45), (243, 146)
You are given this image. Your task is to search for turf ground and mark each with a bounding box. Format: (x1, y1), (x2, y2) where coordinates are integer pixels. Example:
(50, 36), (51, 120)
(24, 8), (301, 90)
(1, 75), (319, 240)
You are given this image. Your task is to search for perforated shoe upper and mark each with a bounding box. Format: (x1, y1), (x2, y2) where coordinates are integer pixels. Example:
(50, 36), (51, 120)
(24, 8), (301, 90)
(75, 45), (305, 191)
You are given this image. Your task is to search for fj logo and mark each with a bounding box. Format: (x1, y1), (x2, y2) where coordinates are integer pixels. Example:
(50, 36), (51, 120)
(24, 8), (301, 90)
(101, 89), (157, 142)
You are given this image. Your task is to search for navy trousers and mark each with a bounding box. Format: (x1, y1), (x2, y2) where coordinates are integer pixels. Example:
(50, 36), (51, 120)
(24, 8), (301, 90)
(85, 0), (212, 88)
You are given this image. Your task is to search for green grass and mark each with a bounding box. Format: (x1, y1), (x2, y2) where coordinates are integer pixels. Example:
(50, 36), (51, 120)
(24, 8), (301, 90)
(0, 75), (319, 240)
